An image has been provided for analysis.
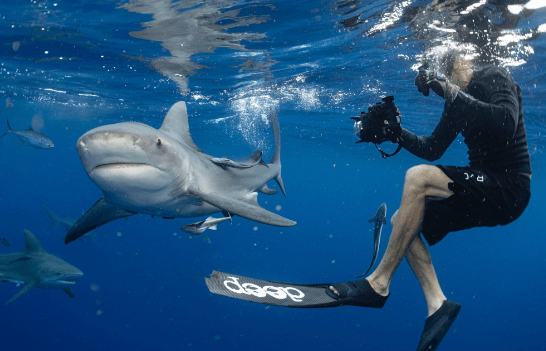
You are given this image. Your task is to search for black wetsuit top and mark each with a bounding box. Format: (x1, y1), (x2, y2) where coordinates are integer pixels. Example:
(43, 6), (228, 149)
(400, 67), (531, 174)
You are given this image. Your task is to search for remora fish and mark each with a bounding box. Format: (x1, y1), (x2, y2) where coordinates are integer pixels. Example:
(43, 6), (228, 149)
(182, 215), (232, 244)
(0, 230), (83, 304)
(64, 102), (296, 244)
(358, 203), (387, 278)
(2, 120), (54, 149)
(211, 150), (269, 170)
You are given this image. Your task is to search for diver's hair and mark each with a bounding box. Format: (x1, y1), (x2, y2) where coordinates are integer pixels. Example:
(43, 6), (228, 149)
(441, 51), (458, 77)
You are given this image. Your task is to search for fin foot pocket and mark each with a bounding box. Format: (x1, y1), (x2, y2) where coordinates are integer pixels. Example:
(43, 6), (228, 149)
(416, 300), (461, 351)
(325, 279), (389, 308)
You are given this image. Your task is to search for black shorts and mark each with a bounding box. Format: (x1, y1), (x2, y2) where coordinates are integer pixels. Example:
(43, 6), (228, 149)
(421, 165), (531, 246)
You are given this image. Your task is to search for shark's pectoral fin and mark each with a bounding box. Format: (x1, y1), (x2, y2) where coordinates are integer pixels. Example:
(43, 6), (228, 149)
(368, 216), (376, 223)
(64, 198), (135, 244)
(5, 281), (37, 305)
(63, 287), (75, 298)
(188, 189), (296, 227)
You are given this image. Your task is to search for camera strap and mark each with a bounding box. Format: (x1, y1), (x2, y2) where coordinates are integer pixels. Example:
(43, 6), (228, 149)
(375, 143), (402, 158)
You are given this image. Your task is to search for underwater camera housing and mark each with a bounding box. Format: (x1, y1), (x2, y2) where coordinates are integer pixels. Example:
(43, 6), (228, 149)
(351, 96), (401, 144)
(351, 96), (402, 158)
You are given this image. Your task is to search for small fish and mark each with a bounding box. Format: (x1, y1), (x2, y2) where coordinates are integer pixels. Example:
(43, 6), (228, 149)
(0, 238), (10, 247)
(181, 215), (232, 243)
(358, 203), (387, 278)
(211, 150), (268, 170)
(3, 120), (54, 149)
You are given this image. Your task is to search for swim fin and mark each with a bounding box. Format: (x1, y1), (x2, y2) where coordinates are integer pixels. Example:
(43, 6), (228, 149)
(205, 270), (388, 308)
(416, 300), (461, 351)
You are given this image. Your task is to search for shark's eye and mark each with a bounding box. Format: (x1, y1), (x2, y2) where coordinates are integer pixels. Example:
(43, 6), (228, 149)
(157, 138), (162, 147)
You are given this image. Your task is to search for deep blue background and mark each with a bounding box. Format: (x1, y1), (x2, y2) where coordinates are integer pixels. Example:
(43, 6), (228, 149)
(0, 1), (545, 350)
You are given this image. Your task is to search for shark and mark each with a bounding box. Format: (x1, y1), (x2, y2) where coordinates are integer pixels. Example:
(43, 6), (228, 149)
(0, 230), (83, 304)
(41, 203), (97, 242)
(357, 203), (387, 278)
(64, 101), (296, 244)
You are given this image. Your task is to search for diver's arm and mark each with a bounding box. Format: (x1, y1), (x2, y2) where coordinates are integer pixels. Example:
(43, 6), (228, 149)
(452, 77), (519, 139)
(399, 106), (461, 162)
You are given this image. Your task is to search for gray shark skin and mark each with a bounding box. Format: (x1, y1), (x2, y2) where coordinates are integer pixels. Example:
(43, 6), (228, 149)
(358, 203), (387, 278)
(0, 230), (83, 304)
(65, 101), (296, 244)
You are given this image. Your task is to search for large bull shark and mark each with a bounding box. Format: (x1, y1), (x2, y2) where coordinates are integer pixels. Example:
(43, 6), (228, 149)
(64, 102), (296, 244)
(1, 230), (83, 304)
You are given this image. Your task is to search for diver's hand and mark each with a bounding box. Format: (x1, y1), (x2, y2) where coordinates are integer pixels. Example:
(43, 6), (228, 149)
(415, 69), (460, 102)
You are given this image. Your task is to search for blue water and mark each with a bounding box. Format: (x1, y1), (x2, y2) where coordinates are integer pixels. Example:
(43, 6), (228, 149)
(1, 1), (545, 350)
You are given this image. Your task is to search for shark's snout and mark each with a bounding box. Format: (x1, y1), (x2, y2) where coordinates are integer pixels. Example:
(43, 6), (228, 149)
(77, 129), (150, 174)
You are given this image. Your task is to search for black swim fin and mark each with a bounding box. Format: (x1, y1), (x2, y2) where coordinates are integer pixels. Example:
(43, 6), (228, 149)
(416, 300), (461, 351)
(205, 271), (388, 308)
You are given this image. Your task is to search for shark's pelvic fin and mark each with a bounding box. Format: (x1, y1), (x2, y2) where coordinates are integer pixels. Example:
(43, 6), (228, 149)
(188, 188), (296, 227)
(160, 101), (203, 152)
(64, 198), (135, 244)
(23, 230), (44, 253)
(246, 150), (268, 167)
(5, 281), (37, 305)
(259, 184), (278, 195)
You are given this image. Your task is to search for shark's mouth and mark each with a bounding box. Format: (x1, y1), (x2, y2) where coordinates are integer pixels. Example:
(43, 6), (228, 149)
(57, 280), (78, 285)
(92, 163), (156, 172)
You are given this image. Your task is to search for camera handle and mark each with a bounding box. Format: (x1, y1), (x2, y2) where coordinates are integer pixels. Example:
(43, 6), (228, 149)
(374, 142), (402, 159)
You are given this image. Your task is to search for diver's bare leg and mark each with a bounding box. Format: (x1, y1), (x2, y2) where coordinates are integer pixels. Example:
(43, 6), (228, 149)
(388, 209), (447, 316)
(406, 236), (447, 316)
(365, 165), (453, 298)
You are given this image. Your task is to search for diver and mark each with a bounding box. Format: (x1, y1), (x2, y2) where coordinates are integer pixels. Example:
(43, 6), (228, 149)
(329, 52), (532, 350)
(205, 52), (532, 350)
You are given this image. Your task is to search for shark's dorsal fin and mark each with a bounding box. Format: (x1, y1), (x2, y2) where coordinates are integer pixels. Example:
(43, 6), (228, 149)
(160, 102), (203, 153)
(23, 230), (44, 253)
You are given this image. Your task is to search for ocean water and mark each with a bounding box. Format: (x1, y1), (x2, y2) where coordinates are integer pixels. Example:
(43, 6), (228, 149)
(1, 1), (545, 350)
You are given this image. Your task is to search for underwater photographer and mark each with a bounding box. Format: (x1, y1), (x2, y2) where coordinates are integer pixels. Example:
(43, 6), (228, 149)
(344, 52), (532, 350)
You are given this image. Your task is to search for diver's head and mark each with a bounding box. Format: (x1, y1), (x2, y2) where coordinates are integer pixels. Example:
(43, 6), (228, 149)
(440, 51), (474, 90)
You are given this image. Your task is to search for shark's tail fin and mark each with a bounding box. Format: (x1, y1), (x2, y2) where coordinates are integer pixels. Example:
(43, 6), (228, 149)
(41, 203), (61, 230)
(268, 109), (287, 197)
(2, 120), (12, 139)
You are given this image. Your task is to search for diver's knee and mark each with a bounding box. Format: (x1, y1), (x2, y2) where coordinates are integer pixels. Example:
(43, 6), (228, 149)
(404, 164), (441, 190)
(405, 165), (434, 181)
